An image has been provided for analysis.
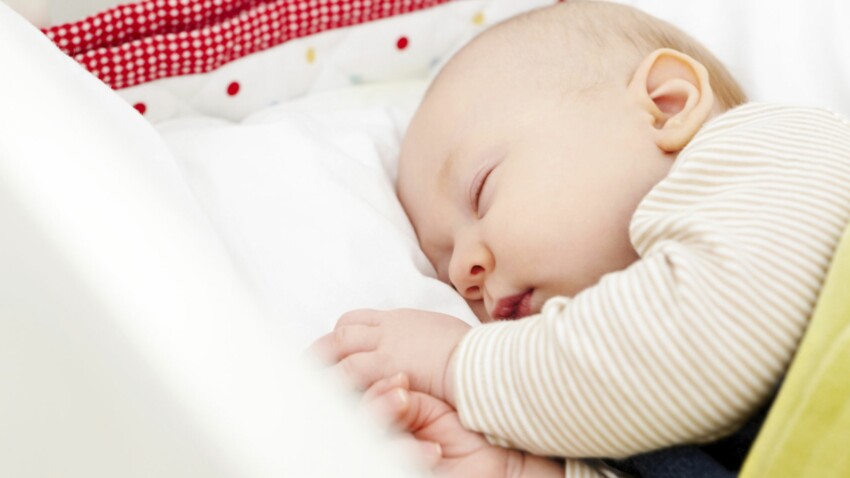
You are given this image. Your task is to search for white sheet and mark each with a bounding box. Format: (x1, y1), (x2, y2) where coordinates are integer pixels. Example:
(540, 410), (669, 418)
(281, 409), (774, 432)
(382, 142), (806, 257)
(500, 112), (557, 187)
(158, 81), (478, 346)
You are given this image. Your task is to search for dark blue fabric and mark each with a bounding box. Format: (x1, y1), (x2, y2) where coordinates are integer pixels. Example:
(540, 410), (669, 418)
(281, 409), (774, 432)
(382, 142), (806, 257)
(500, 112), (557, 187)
(602, 386), (776, 478)
(611, 445), (738, 478)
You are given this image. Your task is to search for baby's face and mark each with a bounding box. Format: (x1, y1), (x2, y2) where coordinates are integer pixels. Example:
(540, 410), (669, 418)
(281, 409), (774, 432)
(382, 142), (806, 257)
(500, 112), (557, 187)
(398, 41), (674, 322)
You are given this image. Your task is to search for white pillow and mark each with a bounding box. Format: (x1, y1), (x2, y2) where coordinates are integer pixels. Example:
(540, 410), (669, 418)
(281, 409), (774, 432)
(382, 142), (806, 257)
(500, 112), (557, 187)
(157, 81), (479, 346)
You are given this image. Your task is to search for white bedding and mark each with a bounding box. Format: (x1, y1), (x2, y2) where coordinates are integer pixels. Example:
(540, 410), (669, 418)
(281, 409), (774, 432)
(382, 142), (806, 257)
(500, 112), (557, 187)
(158, 81), (478, 345)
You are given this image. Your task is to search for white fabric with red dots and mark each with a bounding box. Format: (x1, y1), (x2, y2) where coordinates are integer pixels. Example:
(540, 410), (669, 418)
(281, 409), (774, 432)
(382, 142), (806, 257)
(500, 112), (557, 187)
(44, 0), (451, 90)
(39, 0), (559, 123)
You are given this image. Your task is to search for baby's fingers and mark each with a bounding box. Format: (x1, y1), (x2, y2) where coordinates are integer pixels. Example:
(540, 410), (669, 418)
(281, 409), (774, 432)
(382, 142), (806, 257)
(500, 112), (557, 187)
(335, 309), (383, 328)
(394, 389), (454, 433)
(366, 387), (442, 470)
(335, 352), (385, 391)
(363, 374), (410, 404)
(383, 433), (443, 470)
(363, 384), (411, 430)
(402, 437), (442, 469)
(308, 325), (378, 363)
(371, 385), (454, 434)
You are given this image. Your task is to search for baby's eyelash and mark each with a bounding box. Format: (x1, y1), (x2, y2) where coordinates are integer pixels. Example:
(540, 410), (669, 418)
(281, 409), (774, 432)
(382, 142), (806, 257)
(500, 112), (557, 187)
(471, 167), (494, 212)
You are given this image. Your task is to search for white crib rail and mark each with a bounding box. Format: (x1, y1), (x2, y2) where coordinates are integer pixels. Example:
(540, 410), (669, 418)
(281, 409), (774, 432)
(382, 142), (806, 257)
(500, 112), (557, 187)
(0, 4), (421, 477)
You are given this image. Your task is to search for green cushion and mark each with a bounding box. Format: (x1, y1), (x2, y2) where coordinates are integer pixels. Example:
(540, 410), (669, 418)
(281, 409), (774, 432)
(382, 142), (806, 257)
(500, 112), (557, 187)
(741, 224), (850, 477)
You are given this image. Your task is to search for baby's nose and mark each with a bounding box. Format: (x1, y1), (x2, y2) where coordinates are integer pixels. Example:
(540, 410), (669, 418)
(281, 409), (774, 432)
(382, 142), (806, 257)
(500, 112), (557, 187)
(453, 265), (485, 300)
(447, 230), (494, 299)
(463, 265), (484, 295)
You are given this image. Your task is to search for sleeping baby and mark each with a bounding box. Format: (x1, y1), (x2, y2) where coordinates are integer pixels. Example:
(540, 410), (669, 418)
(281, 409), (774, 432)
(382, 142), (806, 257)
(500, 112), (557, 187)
(311, 1), (850, 476)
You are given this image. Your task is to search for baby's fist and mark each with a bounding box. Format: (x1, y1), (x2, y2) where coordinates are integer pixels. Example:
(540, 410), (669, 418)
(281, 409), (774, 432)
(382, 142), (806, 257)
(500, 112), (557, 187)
(311, 308), (470, 406)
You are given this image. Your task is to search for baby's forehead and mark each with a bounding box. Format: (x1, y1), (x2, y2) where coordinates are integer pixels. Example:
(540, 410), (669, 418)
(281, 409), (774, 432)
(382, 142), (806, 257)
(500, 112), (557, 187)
(396, 16), (582, 214)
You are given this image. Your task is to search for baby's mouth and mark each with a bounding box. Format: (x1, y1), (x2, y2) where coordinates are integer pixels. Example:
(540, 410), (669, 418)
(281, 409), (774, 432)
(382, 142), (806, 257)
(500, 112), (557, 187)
(492, 289), (534, 320)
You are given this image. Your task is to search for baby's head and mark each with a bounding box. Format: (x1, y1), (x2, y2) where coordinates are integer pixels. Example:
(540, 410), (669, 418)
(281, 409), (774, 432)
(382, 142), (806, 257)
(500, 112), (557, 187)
(397, 1), (746, 322)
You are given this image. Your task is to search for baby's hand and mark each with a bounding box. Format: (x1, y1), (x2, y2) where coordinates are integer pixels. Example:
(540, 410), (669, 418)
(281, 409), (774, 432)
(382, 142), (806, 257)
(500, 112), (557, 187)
(366, 373), (511, 477)
(310, 309), (470, 406)
(365, 374), (565, 478)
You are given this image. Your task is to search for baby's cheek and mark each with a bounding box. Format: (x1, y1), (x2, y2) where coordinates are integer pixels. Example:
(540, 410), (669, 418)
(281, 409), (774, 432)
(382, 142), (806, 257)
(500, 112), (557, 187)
(467, 299), (490, 324)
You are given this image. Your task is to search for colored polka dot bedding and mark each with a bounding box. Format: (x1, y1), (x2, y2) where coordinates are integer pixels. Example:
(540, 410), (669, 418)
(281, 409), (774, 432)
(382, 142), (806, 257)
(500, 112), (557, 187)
(42, 0), (452, 90)
(38, 0), (559, 123)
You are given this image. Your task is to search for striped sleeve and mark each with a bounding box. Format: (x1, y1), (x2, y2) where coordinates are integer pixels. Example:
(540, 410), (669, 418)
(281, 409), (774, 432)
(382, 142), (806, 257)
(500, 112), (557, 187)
(452, 103), (850, 459)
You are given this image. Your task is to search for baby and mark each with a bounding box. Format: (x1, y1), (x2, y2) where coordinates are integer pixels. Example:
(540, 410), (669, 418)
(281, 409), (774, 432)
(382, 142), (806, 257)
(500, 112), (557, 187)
(312, 1), (850, 476)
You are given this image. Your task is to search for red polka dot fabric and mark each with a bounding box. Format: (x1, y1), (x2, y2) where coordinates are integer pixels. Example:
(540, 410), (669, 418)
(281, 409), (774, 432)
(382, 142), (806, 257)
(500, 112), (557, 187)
(42, 0), (452, 90)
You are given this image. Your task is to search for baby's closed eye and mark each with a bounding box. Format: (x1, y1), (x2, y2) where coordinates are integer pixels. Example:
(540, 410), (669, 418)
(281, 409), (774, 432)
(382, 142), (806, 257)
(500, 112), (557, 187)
(470, 162), (499, 217)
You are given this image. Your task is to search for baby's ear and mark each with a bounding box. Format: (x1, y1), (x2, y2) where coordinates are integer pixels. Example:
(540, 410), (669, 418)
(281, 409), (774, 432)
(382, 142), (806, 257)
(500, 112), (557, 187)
(628, 48), (715, 153)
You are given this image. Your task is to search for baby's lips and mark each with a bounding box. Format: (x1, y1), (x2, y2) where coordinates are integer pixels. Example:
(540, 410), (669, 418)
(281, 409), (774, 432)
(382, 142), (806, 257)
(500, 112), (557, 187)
(493, 289), (533, 320)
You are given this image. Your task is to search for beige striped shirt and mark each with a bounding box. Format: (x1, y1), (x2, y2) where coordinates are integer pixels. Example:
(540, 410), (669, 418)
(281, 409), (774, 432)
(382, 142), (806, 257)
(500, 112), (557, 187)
(452, 103), (850, 475)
